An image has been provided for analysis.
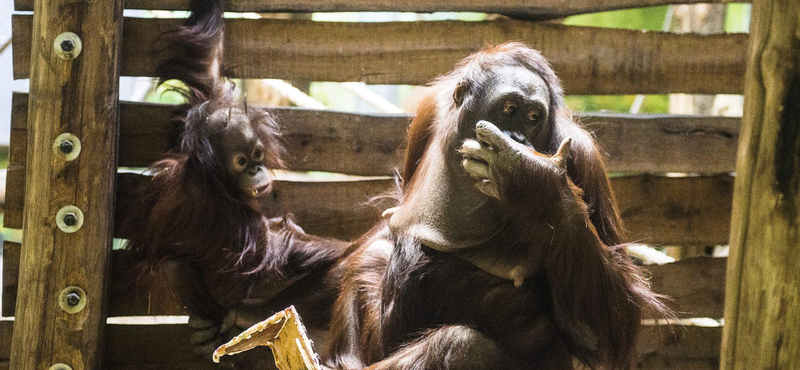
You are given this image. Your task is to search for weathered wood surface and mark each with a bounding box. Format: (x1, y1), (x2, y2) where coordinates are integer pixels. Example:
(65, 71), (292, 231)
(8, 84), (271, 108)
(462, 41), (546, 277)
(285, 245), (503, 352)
(9, 93), (413, 176)
(2, 236), (727, 318)
(13, 0), (748, 18)
(613, 174), (733, 246)
(3, 168), (734, 245)
(0, 320), (723, 370)
(10, 0), (123, 369)
(12, 16), (749, 94)
(647, 257), (726, 318)
(721, 0), (800, 368)
(9, 94), (741, 175)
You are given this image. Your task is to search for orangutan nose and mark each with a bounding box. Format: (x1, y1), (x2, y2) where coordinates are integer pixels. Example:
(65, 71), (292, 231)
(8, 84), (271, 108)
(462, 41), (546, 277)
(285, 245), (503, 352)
(503, 130), (530, 146)
(247, 166), (263, 176)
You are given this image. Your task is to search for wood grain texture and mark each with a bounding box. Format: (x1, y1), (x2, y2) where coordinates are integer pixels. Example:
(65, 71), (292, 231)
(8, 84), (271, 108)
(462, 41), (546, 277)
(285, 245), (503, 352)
(1, 243), (20, 317)
(3, 170), (734, 245)
(9, 94), (741, 175)
(720, 0), (800, 368)
(3, 237), (727, 318)
(9, 0), (123, 369)
(11, 16), (749, 94)
(13, 0), (747, 18)
(648, 257), (726, 319)
(0, 320), (722, 369)
(613, 174), (733, 246)
(581, 113), (739, 174)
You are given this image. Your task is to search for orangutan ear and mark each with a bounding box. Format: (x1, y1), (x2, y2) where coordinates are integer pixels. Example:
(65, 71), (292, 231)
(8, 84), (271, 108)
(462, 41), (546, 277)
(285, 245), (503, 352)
(553, 137), (572, 169)
(453, 81), (470, 107)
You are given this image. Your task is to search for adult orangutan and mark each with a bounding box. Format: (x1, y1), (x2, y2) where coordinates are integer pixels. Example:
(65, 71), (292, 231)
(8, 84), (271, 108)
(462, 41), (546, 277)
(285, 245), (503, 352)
(316, 43), (670, 370)
(219, 43), (668, 370)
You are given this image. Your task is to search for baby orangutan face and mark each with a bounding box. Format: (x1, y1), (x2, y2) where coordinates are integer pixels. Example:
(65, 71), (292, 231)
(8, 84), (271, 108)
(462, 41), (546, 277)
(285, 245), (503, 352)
(206, 107), (282, 199)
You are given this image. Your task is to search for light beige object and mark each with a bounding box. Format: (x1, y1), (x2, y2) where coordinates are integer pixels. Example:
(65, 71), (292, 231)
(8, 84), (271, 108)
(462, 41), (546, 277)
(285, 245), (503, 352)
(212, 306), (322, 370)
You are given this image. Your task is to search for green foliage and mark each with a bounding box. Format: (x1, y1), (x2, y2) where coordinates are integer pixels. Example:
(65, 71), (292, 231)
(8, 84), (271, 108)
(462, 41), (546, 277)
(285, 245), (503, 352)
(145, 79), (190, 105)
(725, 4), (751, 33)
(564, 6), (668, 31)
(566, 95), (669, 114)
(0, 146), (8, 169)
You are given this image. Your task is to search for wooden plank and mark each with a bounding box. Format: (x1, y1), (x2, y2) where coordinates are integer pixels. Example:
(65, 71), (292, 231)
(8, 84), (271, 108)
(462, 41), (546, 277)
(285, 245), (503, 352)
(637, 325), (721, 370)
(14, 0), (748, 18)
(648, 257), (726, 319)
(10, 0), (123, 369)
(0, 320), (722, 369)
(581, 114), (739, 174)
(614, 174), (733, 246)
(720, 0), (800, 368)
(1, 243), (20, 317)
(9, 94), (741, 175)
(12, 16), (749, 94)
(9, 93), (410, 175)
(2, 236), (727, 318)
(3, 171), (734, 245)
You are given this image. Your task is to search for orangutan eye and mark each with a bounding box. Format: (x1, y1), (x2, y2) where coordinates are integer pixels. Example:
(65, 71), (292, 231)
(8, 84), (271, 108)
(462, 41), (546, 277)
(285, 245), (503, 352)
(527, 110), (540, 124)
(252, 149), (263, 161)
(503, 101), (517, 115)
(233, 155), (247, 171)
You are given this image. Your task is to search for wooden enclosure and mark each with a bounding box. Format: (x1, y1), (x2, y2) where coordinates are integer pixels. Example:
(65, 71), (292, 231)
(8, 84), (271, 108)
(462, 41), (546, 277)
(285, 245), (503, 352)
(1, 0), (753, 369)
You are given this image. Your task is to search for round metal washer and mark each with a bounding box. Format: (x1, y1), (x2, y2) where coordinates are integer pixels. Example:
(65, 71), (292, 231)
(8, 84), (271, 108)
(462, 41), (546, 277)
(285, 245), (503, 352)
(58, 286), (87, 314)
(53, 32), (82, 60)
(56, 205), (84, 233)
(52, 133), (81, 161)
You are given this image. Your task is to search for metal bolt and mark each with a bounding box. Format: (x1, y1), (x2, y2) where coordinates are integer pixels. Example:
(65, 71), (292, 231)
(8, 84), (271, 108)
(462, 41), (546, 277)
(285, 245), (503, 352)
(66, 292), (81, 307)
(59, 140), (74, 154)
(63, 213), (77, 227)
(60, 39), (75, 53)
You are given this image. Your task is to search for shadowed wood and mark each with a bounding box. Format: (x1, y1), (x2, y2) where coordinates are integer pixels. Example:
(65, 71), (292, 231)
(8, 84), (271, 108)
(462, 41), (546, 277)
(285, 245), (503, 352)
(721, 0), (800, 367)
(11, 16), (749, 94)
(2, 239), (727, 319)
(2, 170), (734, 244)
(9, 94), (741, 175)
(647, 257), (726, 318)
(9, 0), (123, 369)
(0, 320), (722, 370)
(613, 174), (733, 246)
(580, 113), (739, 173)
(13, 0), (748, 18)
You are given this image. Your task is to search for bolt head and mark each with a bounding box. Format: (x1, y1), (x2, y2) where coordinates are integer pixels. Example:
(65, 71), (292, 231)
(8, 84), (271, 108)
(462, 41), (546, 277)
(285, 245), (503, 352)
(59, 140), (74, 154)
(60, 39), (75, 52)
(63, 213), (77, 227)
(66, 292), (81, 307)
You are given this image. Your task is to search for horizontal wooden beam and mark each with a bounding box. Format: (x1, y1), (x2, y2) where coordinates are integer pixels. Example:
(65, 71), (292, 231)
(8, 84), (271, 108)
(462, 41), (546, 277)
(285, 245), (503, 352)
(9, 93), (412, 176)
(613, 174), (733, 246)
(12, 16), (748, 94)
(0, 319), (722, 369)
(10, 94), (741, 176)
(3, 169), (734, 245)
(14, 0), (748, 18)
(3, 241), (725, 317)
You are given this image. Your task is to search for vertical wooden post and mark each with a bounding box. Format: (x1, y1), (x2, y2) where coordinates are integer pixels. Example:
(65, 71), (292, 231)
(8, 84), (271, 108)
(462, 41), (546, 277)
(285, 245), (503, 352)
(9, 0), (123, 368)
(721, 0), (800, 368)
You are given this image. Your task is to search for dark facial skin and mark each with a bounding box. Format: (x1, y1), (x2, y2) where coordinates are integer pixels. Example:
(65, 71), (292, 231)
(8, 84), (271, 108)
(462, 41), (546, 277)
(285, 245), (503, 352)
(458, 65), (552, 150)
(208, 108), (273, 199)
(389, 66), (556, 252)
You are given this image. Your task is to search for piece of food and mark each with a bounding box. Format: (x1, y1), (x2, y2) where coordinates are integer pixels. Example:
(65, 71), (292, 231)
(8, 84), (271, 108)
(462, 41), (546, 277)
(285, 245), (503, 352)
(212, 306), (321, 370)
